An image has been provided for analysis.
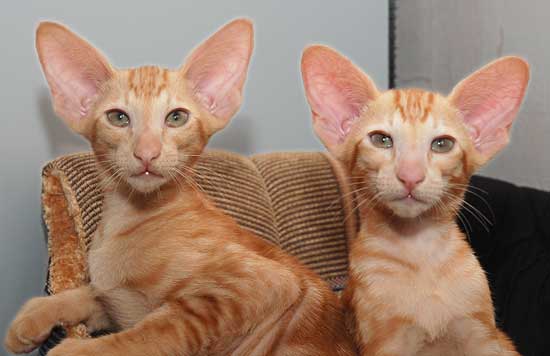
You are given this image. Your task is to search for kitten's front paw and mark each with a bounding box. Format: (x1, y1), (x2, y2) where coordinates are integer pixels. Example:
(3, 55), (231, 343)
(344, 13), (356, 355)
(4, 297), (57, 354)
(48, 338), (98, 356)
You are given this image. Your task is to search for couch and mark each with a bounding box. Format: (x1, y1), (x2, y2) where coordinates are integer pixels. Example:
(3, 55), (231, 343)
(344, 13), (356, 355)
(37, 150), (549, 356)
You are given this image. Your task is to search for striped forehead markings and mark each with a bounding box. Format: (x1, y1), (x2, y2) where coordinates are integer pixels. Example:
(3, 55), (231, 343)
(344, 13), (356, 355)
(393, 89), (435, 122)
(127, 66), (170, 98)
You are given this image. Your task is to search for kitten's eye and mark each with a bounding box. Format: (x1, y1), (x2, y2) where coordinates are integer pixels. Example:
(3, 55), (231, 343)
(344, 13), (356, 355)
(369, 132), (393, 149)
(431, 137), (455, 153)
(106, 110), (130, 128)
(165, 109), (190, 128)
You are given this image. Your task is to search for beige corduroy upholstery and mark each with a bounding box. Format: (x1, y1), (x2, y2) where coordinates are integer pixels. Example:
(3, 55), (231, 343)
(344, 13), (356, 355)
(40, 150), (358, 340)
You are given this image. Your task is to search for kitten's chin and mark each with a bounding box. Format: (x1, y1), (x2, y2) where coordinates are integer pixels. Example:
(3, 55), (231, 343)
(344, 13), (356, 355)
(125, 174), (168, 194)
(385, 198), (431, 219)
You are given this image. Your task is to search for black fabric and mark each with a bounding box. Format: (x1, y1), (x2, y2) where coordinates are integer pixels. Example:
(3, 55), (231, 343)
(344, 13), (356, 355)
(461, 176), (550, 356)
(38, 327), (65, 356)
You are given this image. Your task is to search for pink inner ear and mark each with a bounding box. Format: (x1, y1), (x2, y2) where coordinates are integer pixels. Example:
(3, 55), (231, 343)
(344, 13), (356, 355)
(182, 19), (253, 124)
(450, 57), (529, 158)
(48, 56), (111, 119)
(37, 22), (113, 132)
(308, 74), (364, 143)
(459, 92), (518, 143)
(301, 46), (378, 149)
(187, 54), (249, 118)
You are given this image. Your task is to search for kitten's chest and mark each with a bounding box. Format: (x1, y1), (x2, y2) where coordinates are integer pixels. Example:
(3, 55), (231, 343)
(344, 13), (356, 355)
(87, 194), (213, 328)
(88, 197), (153, 288)
(88, 231), (133, 289)
(88, 198), (178, 328)
(352, 229), (488, 338)
(88, 231), (153, 328)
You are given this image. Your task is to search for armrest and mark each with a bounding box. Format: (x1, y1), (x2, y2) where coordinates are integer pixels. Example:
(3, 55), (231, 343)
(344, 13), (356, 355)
(41, 153), (100, 348)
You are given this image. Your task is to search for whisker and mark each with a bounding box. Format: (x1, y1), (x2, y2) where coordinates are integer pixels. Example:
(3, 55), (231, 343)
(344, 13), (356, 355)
(328, 186), (374, 210)
(459, 198), (493, 226)
(175, 166), (207, 194)
(448, 184), (496, 223)
(441, 191), (491, 233)
(344, 192), (383, 223)
(177, 162), (229, 200)
(98, 167), (125, 190)
(448, 182), (489, 195)
(171, 167), (205, 197)
(455, 208), (472, 243)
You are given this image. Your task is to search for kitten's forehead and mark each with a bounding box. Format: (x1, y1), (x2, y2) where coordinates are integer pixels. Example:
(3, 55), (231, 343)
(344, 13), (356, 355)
(103, 66), (193, 116)
(124, 66), (173, 99)
(392, 89), (436, 123)
(370, 89), (458, 132)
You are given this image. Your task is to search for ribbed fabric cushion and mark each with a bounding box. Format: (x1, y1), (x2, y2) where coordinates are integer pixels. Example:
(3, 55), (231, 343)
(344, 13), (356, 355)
(190, 151), (280, 246)
(43, 153), (102, 250)
(252, 152), (352, 289)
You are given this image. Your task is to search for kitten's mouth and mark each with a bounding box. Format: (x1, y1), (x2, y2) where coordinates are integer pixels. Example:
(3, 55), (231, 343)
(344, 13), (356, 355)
(132, 169), (163, 178)
(393, 193), (426, 204)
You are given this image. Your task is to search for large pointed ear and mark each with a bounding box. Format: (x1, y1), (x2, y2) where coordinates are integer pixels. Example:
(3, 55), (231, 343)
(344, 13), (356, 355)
(301, 45), (379, 152)
(449, 56), (529, 162)
(36, 22), (114, 135)
(181, 19), (254, 131)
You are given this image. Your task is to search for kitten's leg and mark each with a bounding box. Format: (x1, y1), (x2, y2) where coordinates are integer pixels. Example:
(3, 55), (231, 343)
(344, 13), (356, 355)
(357, 317), (426, 356)
(450, 315), (520, 356)
(4, 286), (109, 354)
(48, 291), (299, 356)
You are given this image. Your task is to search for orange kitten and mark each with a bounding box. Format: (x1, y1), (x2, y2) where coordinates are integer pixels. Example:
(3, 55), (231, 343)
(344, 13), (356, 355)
(4, 21), (355, 356)
(301, 45), (529, 355)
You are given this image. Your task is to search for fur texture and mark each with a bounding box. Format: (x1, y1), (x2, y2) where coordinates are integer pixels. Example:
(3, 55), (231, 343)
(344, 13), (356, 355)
(4, 22), (355, 356)
(302, 45), (529, 355)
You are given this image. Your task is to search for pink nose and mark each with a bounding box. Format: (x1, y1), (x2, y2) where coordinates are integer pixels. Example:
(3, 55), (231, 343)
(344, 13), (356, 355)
(133, 149), (160, 166)
(134, 132), (161, 166)
(133, 139), (161, 166)
(396, 164), (425, 192)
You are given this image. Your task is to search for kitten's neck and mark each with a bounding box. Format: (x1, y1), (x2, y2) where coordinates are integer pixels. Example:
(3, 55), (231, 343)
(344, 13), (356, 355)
(103, 179), (198, 213)
(96, 179), (205, 245)
(361, 207), (458, 241)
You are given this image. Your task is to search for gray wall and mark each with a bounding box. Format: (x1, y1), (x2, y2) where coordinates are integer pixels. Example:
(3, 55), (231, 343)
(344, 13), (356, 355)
(0, 1), (388, 353)
(395, 0), (550, 190)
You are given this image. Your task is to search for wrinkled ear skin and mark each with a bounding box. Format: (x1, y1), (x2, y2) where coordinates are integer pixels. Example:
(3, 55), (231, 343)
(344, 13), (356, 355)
(301, 45), (379, 154)
(181, 18), (254, 135)
(448, 56), (530, 166)
(36, 21), (114, 138)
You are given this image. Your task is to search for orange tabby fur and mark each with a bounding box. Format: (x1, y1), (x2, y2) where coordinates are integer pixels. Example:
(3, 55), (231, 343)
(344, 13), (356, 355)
(4, 22), (355, 356)
(302, 45), (529, 355)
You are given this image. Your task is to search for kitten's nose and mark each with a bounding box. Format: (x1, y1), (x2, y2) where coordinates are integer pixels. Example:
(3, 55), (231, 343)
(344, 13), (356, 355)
(134, 136), (161, 166)
(397, 163), (425, 192)
(133, 150), (160, 166)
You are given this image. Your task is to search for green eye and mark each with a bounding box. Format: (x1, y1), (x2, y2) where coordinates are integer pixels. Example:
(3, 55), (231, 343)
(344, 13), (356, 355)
(106, 110), (130, 127)
(165, 109), (190, 127)
(369, 132), (393, 149)
(431, 137), (455, 153)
